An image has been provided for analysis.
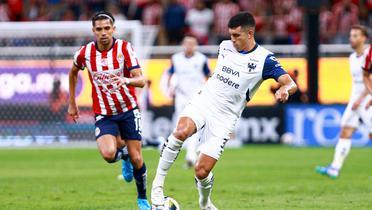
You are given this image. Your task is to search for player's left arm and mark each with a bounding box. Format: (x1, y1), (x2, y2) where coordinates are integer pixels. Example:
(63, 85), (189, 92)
(126, 68), (146, 88)
(203, 57), (211, 80)
(276, 74), (298, 103)
(116, 42), (146, 88)
(262, 54), (297, 103)
(362, 71), (372, 95)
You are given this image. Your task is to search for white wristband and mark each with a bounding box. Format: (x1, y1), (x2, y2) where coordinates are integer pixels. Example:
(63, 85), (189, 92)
(123, 78), (130, 85)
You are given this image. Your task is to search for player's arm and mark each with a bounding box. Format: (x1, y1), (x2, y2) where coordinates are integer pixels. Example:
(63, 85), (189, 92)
(68, 65), (81, 122)
(262, 54), (297, 103)
(275, 74), (298, 103)
(167, 62), (175, 87)
(362, 71), (372, 94)
(126, 68), (146, 88)
(203, 58), (211, 80)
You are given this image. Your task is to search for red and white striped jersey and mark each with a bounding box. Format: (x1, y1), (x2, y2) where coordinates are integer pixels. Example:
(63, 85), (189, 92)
(73, 38), (140, 115)
(363, 44), (371, 73)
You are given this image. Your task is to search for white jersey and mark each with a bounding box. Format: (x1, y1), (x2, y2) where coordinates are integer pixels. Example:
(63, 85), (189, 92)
(196, 40), (287, 120)
(349, 47), (370, 101)
(169, 51), (210, 99)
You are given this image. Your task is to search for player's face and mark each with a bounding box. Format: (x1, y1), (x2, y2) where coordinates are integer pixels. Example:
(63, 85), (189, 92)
(229, 26), (251, 51)
(182, 37), (197, 55)
(349, 29), (366, 49)
(93, 19), (116, 46)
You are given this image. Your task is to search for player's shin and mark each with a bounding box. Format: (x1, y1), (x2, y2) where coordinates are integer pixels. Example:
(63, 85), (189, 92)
(134, 162), (147, 199)
(331, 138), (351, 170)
(152, 134), (184, 187)
(196, 172), (214, 208)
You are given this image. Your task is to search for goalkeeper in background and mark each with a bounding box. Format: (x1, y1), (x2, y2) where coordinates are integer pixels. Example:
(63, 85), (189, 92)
(68, 11), (150, 210)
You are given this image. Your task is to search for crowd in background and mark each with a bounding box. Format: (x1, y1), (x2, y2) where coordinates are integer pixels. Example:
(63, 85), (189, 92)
(0, 0), (371, 45)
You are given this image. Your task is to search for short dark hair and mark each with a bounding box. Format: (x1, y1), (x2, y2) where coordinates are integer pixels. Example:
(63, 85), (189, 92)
(92, 11), (115, 26)
(351, 24), (369, 38)
(228, 12), (255, 30)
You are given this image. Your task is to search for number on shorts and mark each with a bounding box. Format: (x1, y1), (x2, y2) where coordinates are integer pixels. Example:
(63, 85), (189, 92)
(133, 109), (142, 135)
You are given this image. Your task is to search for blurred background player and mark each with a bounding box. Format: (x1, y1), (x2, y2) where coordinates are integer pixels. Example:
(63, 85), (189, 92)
(151, 12), (297, 210)
(166, 36), (210, 168)
(316, 25), (371, 179)
(68, 11), (150, 210)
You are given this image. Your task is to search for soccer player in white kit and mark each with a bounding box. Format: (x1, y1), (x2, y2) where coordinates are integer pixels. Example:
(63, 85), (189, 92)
(151, 12), (297, 209)
(167, 36), (210, 167)
(316, 25), (372, 179)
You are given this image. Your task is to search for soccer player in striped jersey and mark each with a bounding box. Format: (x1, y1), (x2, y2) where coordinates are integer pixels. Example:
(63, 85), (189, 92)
(68, 11), (150, 210)
(316, 25), (371, 179)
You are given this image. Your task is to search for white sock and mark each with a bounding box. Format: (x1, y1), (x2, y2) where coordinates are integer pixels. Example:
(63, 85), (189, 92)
(153, 135), (183, 187)
(331, 138), (351, 170)
(196, 172), (214, 208)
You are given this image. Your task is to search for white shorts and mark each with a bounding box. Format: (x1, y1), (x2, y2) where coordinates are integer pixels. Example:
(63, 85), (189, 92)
(179, 102), (237, 160)
(341, 95), (372, 133)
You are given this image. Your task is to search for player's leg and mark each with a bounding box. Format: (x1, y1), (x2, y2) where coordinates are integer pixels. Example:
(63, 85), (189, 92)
(97, 134), (129, 163)
(118, 109), (150, 209)
(330, 126), (355, 169)
(185, 132), (199, 168)
(195, 154), (218, 210)
(316, 104), (357, 178)
(116, 136), (133, 182)
(151, 116), (199, 206)
(194, 127), (228, 210)
(95, 116), (128, 163)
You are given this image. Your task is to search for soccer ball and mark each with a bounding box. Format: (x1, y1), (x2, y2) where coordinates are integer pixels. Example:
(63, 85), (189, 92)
(152, 196), (180, 210)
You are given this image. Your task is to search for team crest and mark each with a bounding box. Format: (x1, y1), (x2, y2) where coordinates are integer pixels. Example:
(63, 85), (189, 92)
(247, 62), (257, 72)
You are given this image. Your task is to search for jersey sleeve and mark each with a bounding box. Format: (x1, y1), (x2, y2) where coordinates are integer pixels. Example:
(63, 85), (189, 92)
(73, 46), (86, 70)
(202, 58), (211, 77)
(363, 45), (371, 73)
(122, 42), (141, 71)
(168, 62), (175, 75)
(262, 54), (287, 81)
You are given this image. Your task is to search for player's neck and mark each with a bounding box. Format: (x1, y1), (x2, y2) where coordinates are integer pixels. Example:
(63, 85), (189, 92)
(242, 40), (257, 52)
(355, 45), (365, 56)
(97, 38), (114, 52)
(184, 52), (194, 58)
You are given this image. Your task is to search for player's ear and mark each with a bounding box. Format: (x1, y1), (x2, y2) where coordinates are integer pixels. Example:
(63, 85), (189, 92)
(113, 25), (116, 32)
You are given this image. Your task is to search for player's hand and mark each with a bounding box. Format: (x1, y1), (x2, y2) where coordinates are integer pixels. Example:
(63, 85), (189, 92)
(351, 100), (361, 110)
(275, 87), (289, 103)
(68, 103), (79, 123)
(111, 75), (130, 87)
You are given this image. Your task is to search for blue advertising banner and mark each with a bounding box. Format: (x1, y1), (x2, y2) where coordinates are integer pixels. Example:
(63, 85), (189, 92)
(285, 104), (371, 147)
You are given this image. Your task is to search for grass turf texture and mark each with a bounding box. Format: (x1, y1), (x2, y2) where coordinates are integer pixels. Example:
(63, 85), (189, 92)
(0, 146), (371, 210)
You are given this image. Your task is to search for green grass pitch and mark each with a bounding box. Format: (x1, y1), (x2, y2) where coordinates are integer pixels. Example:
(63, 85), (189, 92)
(0, 146), (371, 210)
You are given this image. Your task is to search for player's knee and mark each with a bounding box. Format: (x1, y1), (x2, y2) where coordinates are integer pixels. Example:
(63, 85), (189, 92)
(195, 164), (211, 180)
(130, 154), (143, 169)
(173, 125), (192, 141)
(101, 148), (116, 163)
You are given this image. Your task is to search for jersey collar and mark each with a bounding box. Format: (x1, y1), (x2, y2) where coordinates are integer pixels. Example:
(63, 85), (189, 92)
(239, 43), (258, 54)
(95, 37), (116, 53)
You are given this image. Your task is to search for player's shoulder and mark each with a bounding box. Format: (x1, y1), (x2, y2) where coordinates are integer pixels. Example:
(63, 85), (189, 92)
(218, 40), (236, 52)
(74, 41), (94, 55)
(172, 51), (184, 60)
(194, 51), (208, 60)
(256, 45), (274, 57)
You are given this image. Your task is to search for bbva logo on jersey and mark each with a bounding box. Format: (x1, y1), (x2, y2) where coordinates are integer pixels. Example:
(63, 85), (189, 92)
(247, 62), (257, 72)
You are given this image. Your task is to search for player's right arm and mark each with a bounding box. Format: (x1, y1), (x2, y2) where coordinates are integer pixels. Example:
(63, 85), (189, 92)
(68, 47), (86, 122)
(68, 65), (80, 122)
